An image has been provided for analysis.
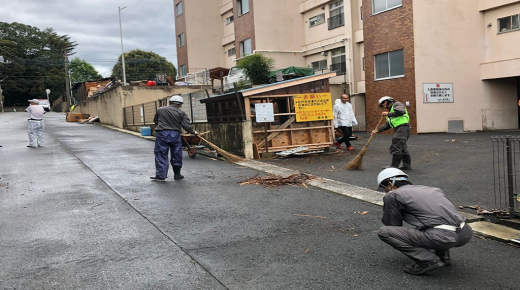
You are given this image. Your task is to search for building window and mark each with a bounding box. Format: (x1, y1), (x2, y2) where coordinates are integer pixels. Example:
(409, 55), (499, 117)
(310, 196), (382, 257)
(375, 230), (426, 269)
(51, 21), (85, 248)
(178, 33), (185, 47)
(312, 60), (328, 72)
(237, 0), (249, 17)
(239, 38), (252, 57)
(228, 47), (236, 57)
(180, 64), (187, 77)
(498, 14), (520, 33)
(360, 6), (363, 20)
(309, 14), (325, 27)
(362, 57), (365, 71)
(328, 0), (344, 30)
(176, 2), (183, 16)
(373, 0), (402, 15)
(226, 15), (234, 25)
(374, 49), (404, 80)
(330, 47), (346, 75)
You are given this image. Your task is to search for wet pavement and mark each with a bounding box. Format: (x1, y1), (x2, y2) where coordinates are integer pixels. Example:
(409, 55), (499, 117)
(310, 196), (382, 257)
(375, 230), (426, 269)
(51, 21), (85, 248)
(0, 112), (519, 289)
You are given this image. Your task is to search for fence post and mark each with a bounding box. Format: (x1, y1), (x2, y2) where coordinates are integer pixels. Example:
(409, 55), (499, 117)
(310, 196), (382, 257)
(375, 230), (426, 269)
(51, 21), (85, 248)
(189, 93), (194, 122)
(142, 103), (145, 125)
(506, 137), (515, 218)
(123, 107), (127, 126)
(132, 106), (135, 125)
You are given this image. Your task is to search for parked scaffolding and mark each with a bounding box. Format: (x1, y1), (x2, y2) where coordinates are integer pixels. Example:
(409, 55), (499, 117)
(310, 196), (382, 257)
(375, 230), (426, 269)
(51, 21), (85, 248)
(491, 135), (520, 218)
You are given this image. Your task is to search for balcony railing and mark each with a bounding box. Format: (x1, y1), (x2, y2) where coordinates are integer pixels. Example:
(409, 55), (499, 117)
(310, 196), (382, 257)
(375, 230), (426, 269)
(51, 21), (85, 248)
(328, 13), (344, 30)
(330, 62), (346, 75)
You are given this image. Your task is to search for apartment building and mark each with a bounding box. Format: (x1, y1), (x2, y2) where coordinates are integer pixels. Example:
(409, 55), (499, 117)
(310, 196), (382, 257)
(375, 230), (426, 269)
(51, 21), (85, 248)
(363, 0), (520, 133)
(174, 0), (366, 128)
(175, 0), (520, 133)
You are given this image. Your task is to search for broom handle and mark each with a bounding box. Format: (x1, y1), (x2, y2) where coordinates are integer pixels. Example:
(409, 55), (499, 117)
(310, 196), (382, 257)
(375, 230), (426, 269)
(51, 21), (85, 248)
(362, 116), (384, 148)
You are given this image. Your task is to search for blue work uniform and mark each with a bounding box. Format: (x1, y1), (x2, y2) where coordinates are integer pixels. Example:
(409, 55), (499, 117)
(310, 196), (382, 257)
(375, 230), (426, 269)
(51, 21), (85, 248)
(153, 105), (195, 179)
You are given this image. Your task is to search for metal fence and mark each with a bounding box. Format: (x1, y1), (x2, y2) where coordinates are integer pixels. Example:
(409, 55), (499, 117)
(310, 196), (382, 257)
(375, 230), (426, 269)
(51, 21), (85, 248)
(183, 69), (211, 85)
(123, 89), (210, 126)
(491, 136), (520, 218)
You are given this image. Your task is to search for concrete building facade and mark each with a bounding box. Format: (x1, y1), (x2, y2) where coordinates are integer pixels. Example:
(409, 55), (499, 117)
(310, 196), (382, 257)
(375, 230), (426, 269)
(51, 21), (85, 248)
(174, 0), (520, 133)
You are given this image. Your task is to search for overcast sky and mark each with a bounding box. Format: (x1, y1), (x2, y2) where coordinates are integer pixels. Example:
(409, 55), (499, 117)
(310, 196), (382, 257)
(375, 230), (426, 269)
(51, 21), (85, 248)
(1, 0), (178, 77)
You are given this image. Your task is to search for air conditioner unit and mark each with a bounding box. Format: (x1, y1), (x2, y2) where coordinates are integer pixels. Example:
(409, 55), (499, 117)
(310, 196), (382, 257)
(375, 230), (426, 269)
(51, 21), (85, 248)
(321, 51), (328, 56)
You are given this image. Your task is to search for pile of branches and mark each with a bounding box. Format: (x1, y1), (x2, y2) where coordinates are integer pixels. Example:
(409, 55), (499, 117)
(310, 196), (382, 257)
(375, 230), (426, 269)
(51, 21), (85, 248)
(459, 205), (511, 218)
(240, 173), (315, 188)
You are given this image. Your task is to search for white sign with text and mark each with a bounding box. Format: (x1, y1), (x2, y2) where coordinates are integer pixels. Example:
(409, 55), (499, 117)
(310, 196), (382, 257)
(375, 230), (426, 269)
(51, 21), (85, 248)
(255, 103), (274, 123)
(423, 83), (454, 103)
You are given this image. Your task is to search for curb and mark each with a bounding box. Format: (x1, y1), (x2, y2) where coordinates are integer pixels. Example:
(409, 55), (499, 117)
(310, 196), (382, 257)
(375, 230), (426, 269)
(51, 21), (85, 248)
(102, 125), (520, 245)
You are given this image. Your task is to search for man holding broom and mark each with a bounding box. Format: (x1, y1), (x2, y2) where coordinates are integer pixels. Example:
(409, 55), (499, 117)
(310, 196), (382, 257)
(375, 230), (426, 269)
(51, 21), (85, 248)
(150, 95), (198, 181)
(371, 96), (411, 170)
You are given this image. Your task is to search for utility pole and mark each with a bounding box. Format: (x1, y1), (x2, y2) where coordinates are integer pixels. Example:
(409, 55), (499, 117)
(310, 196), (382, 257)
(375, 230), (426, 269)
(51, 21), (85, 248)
(119, 6), (127, 86)
(64, 51), (71, 105)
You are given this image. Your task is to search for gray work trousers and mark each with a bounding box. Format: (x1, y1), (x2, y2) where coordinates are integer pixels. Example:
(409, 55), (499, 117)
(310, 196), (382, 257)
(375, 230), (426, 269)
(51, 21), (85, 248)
(28, 119), (45, 147)
(389, 125), (410, 156)
(378, 224), (473, 263)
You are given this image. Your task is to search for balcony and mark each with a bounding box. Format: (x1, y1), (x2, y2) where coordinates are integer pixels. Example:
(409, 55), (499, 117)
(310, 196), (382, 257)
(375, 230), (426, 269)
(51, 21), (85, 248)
(330, 62), (346, 75)
(328, 13), (344, 30)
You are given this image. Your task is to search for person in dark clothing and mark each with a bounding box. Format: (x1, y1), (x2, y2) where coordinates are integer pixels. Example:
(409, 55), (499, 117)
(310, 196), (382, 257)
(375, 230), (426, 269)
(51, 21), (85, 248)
(371, 96), (411, 170)
(376, 168), (473, 275)
(150, 95), (198, 181)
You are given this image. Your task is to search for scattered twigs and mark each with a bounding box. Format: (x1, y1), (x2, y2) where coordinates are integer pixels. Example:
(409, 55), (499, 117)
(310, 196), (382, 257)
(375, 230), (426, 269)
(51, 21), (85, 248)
(240, 173), (315, 187)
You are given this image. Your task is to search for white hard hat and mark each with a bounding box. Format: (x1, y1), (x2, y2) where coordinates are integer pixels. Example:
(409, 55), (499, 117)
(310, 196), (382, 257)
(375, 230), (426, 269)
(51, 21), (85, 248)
(377, 168), (408, 187)
(169, 95), (183, 104)
(378, 96), (394, 108)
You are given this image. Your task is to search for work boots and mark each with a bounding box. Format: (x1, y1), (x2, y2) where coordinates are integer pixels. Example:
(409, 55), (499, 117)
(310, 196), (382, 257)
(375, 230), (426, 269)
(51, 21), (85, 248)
(172, 166), (184, 180)
(400, 154), (412, 170)
(382, 155), (402, 169)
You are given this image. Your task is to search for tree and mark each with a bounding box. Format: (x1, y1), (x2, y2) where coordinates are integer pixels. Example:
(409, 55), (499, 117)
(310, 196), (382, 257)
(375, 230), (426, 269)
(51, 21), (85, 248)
(69, 57), (102, 85)
(235, 53), (275, 85)
(0, 22), (76, 105)
(112, 49), (177, 82)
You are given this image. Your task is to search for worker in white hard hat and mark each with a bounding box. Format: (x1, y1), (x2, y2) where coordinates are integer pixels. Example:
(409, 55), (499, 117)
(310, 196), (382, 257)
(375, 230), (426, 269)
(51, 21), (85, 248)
(371, 96), (412, 170)
(150, 95), (198, 181)
(376, 168), (472, 275)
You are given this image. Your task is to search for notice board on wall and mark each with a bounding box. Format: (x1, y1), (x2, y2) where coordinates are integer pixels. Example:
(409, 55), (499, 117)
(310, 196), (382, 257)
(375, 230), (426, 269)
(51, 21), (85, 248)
(293, 93), (333, 122)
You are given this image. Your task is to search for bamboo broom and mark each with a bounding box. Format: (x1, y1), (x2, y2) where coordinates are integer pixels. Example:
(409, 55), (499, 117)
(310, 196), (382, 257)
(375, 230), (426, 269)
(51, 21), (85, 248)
(345, 116), (384, 170)
(198, 135), (245, 163)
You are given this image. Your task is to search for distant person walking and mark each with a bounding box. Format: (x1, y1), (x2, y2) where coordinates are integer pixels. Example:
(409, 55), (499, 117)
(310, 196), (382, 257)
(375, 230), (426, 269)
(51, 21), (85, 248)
(333, 94), (357, 151)
(150, 95), (198, 181)
(25, 99), (45, 148)
(371, 96), (411, 170)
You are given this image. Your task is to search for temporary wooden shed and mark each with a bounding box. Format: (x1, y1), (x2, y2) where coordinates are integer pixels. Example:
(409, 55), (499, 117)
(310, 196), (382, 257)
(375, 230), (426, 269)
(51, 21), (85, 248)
(199, 72), (337, 158)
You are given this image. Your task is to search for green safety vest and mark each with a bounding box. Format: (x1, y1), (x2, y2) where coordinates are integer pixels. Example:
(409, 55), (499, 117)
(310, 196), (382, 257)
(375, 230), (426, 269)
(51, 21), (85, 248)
(387, 104), (410, 128)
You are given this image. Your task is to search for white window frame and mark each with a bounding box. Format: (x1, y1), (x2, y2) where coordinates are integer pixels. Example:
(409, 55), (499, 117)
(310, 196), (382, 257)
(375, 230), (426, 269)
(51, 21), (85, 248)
(237, 0), (250, 17)
(329, 0), (344, 17)
(228, 47), (236, 57)
(374, 49), (405, 80)
(176, 2), (183, 17)
(498, 14), (520, 33)
(311, 60), (328, 72)
(239, 38), (252, 57)
(309, 14), (325, 28)
(226, 15), (234, 25)
(180, 64), (187, 77)
(178, 33), (185, 47)
(372, 0), (402, 15)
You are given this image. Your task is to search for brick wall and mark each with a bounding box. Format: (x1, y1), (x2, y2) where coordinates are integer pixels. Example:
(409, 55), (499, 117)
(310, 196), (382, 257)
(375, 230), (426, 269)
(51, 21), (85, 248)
(234, 0), (255, 58)
(174, 0), (188, 77)
(362, 0), (417, 134)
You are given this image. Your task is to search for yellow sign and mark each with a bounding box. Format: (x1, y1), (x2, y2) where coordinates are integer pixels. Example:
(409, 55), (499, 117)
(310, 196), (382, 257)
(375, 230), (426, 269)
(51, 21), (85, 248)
(294, 93), (333, 122)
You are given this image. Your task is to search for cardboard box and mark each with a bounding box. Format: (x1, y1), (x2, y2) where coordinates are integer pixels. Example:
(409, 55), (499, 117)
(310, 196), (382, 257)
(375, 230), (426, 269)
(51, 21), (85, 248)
(66, 113), (88, 122)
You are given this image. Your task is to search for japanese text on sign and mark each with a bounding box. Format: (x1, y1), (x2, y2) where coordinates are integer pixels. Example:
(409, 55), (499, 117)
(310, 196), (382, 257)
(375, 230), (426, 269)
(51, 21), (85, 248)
(423, 83), (454, 103)
(293, 93), (333, 122)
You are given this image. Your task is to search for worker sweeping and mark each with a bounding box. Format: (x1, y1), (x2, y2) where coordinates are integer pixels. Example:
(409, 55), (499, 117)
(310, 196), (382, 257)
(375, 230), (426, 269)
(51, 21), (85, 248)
(377, 168), (473, 275)
(150, 95), (198, 181)
(371, 96), (411, 170)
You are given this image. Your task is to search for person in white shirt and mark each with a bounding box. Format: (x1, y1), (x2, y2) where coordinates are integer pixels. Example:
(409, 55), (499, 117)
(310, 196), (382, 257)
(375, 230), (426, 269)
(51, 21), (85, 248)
(333, 94), (357, 150)
(25, 99), (45, 148)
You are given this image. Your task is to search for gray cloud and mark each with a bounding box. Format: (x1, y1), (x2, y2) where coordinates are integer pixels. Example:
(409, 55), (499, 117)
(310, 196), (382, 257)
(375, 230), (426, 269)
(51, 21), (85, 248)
(1, 0), (177, 77)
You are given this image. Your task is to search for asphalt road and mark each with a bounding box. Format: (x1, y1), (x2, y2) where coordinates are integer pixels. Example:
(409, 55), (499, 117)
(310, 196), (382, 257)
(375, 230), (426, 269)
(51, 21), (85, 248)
(0, 112), (518, 289)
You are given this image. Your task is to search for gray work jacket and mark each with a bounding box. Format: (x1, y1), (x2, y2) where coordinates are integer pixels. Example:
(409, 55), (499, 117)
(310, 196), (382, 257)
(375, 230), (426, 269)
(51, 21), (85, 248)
(153, 105), (195, 134)
(382, 185), (466, 229)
